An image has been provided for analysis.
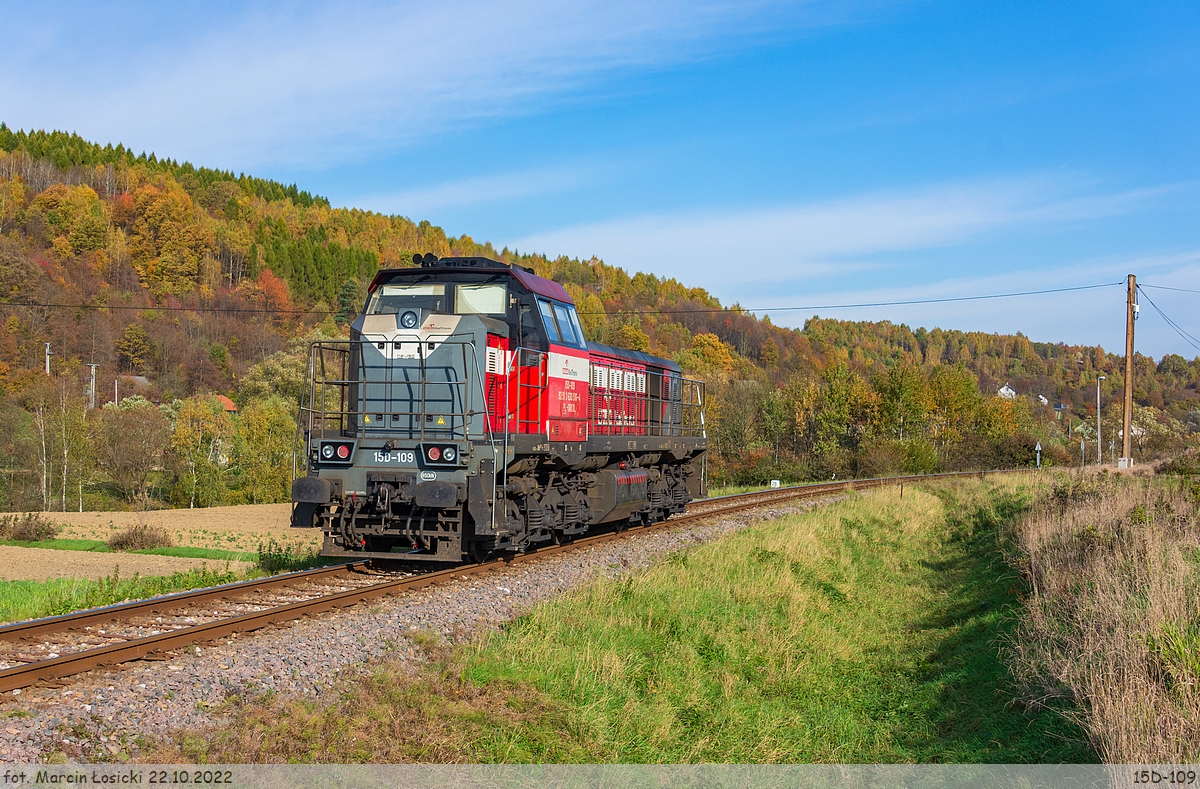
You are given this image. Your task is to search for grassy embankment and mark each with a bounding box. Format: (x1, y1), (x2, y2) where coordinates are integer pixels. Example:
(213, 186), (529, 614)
(0, 539), (324, 623)
(0, 537), (254, 563)
(158, 477), (1092, 763)
(0, 568), (243, 622)
(1008, 472), (1200, 762)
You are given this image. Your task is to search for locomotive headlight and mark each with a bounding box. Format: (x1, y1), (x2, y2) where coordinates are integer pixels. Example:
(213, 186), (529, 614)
(400, 310), (419, 329)
(442, 446), (457, 462)
(427, 446), (441, 461)
(319, 441), (355, 463)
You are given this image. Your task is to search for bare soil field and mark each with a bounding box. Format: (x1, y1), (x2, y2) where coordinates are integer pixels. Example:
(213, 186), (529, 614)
(0, 545), (253, 581)
(42, 503), (317, 554)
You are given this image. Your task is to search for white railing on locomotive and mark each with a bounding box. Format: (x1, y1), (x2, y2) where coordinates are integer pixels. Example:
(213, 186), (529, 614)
(302, 337), (493, 441)
(499, 346), (549, 499)
(359, 335), (491, 440)
(302, 342), (356, 435)
(499, 346), (548, 435)
(684, 378), (706, 438)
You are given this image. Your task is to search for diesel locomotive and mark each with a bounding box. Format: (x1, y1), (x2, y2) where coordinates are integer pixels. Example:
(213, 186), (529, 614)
(290, 254), (707, 562)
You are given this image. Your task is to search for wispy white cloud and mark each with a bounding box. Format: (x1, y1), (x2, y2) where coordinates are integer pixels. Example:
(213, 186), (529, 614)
(0, 0), (841, 169)
(749, 250), (1200, 357)
(507, 176), (1182, 287)
(350, 163), (600, 216)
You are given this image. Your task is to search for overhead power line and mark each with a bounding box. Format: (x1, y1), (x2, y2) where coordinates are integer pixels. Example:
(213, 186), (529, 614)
(0, 301), (328, 316)
(1136, 286), (1200, 355)
(577, 280), (1124, 315)
(0, 279), (1124, 318)
(1140, 283), (1200, 295)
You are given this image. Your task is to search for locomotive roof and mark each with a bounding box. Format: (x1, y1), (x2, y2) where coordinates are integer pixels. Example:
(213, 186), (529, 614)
(369, 256), (572, 304)
(588, 342), (682, 374)
(369, 256), (681, 373)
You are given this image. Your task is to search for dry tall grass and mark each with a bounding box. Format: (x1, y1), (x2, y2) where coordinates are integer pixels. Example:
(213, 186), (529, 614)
(107, 522), (173, 551)
(1009, 472), (1200, 762)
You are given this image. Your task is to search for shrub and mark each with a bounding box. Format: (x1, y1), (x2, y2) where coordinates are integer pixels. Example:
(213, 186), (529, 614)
(107, 523), (174, 551)
(0, 513), (60, 542)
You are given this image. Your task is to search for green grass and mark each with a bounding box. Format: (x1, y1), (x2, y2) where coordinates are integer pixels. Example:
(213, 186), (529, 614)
(128, 546), (255, 562)
(0, 538), (112, 552)
(0, 567), (246, 623)
(161, 478), (1093, 764)
(448, 480), (1093, 762)
(703, 483), (773, 497)
(0, 538), (253, 562)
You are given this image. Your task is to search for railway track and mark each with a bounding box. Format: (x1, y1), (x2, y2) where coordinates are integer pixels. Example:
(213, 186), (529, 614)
(0, 468), (1021, 693)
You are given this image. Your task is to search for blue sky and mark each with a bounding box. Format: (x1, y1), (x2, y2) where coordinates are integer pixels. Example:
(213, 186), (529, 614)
(2, 1), (1198, 358)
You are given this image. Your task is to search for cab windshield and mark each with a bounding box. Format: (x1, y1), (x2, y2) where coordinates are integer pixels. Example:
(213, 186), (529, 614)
(367, 283), (448, 314)
(366, 282), (509, 317)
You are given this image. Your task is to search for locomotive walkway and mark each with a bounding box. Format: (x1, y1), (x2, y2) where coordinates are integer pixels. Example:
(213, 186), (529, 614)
(0, 470), (1020, 694)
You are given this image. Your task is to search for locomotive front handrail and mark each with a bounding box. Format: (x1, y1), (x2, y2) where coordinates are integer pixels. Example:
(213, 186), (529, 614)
(299, 337), (495, 444)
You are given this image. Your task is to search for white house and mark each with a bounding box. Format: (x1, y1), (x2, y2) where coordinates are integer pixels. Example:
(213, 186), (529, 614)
(998, 383), (1017, 400)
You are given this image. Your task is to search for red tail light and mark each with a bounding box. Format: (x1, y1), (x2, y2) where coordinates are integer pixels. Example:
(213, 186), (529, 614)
(420, 443), (460, 467)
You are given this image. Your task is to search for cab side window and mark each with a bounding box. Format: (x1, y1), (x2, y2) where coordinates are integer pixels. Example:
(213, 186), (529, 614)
(537, 299), (561, 343)
(552, 302), (578, 346)
(567, 306), (587, 346)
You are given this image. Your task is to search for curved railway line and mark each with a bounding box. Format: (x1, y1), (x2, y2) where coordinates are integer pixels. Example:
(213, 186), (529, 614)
(0, 469), (1021, 694)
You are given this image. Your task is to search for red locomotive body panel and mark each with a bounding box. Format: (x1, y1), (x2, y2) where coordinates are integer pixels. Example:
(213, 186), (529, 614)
(484, 333), (510, 433)
(587, 352), (648, 436)
(546, 346), (590, 440)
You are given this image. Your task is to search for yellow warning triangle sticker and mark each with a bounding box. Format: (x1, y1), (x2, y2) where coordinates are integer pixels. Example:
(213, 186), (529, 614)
(436, 415), (445, 425)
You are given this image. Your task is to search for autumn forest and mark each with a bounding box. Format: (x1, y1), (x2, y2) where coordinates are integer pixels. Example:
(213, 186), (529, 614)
(0, 125), (1196, 512)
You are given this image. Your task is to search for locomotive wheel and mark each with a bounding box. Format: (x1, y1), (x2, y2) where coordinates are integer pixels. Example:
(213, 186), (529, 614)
(468, 541), (492, 564)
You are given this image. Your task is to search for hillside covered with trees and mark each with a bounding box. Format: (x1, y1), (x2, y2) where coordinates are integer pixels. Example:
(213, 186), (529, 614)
(0, 125), (1197, 511)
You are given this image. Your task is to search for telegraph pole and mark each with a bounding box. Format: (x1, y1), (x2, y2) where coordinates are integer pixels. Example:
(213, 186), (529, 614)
(1120, 274), (1137, 467)
(44, 343), (52, 375)
(1096, 375), (1105, 465)
(87, 364), (99, 409)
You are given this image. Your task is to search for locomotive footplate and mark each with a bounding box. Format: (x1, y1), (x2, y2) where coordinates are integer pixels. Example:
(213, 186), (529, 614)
(505, 435), (707, 464)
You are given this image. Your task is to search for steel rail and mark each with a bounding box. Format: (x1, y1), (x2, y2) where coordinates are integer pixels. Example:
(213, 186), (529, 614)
(0, 561), (372, 642)
(0, 468), (1027, 692)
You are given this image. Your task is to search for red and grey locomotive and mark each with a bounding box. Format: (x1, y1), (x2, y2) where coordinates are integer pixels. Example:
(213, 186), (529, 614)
(291, 255), (707, 561)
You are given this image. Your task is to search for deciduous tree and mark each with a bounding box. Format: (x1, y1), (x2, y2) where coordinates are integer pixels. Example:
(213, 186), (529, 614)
(97, 398), (172, 506)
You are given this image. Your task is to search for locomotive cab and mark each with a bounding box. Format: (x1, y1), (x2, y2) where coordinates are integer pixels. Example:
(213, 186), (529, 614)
(292, 255), (707, 563)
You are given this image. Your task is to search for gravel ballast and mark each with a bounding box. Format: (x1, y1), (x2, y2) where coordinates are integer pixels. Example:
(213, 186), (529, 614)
(0, 499), (838, 763)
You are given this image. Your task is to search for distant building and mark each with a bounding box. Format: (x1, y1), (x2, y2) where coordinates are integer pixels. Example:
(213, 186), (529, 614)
(214, 394), (239, 413)
(998, 383), (1017, 400)
(1037, 394), (1049, 406)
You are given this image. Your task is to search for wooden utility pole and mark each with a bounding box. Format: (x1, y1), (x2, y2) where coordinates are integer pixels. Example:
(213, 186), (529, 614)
(1120, 274), (1136, 466)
